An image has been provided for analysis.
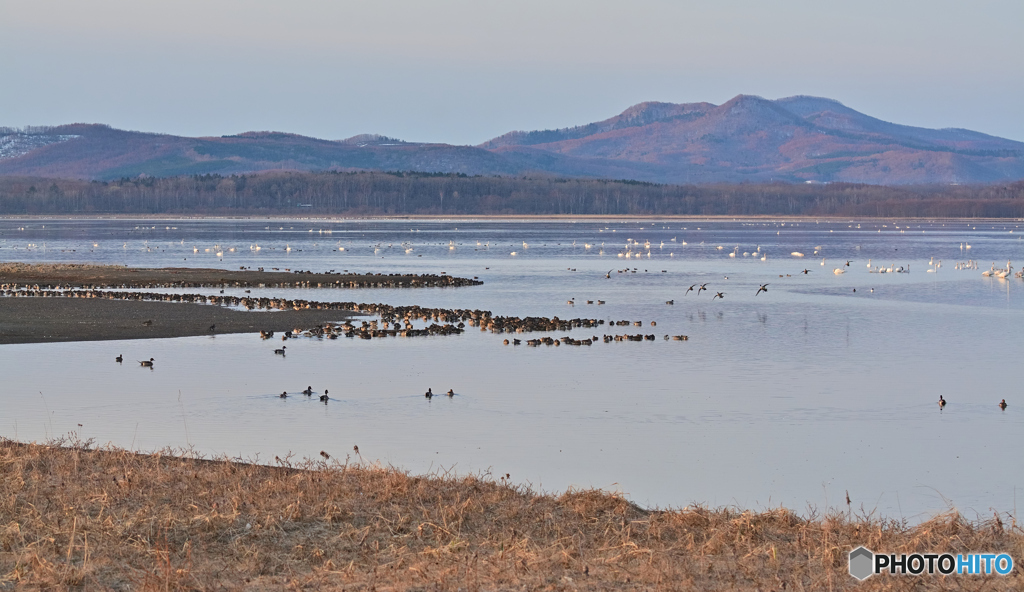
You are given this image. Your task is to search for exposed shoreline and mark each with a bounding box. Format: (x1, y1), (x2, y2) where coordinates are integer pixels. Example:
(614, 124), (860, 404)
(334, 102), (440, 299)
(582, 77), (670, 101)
(0, 263), (482, 344)
(0, 298), (358, 344)
(3, 439), (1019, 590)
(0, 263), (482, 290)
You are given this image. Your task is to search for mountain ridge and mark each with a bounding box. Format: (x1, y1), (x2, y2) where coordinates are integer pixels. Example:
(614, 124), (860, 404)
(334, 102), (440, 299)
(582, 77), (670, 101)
(2, 95), (1022, 184)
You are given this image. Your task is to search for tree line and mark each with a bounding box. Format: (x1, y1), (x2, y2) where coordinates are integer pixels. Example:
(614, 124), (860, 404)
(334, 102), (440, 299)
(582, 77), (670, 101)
(0, 172), (1022, 217)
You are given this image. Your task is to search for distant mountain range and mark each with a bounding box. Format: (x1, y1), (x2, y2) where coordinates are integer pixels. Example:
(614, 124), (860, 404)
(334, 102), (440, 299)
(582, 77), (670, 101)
(2, 95), (1023, 184)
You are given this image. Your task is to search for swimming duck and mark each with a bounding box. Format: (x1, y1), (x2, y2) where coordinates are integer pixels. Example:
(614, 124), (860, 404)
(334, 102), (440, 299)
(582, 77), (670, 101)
(139, 358), (154, 367)
(999, 399), (1007, 410)
(115, 354), (123, 363)
(425, 388), (433, 399)
(280, 391), (288, 398)
(320, 389), (329, 403)
(447, 389), (454, 397)
(274, 346), (286, 355)
(303, 386), (313, 396)
(939, 395), (946, 409)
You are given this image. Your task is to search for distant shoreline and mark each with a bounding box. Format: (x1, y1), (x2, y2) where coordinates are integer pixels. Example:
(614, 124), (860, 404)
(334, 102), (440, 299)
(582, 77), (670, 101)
(3, 213), (1023, 222)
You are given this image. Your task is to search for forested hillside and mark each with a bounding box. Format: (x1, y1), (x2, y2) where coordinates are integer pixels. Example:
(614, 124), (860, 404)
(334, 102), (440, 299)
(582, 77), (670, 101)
(2, 172), (1023, 217)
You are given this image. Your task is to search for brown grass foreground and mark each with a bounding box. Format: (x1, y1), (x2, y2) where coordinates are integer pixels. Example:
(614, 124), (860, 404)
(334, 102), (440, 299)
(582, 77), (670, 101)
(1, 440), (1021, 591)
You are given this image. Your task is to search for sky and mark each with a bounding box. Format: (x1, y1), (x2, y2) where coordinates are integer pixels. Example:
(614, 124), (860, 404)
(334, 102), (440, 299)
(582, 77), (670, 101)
(2, 0), (1022, 144)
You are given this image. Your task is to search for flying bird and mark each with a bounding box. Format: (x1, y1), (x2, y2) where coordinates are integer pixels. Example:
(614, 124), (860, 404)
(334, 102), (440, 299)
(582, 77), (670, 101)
(686, 284), (697, 295)
(801, 269), (811, 274)
(756, 284), (769, 296)
(712, 292), (725, 300)
(697, 283), (709, 295)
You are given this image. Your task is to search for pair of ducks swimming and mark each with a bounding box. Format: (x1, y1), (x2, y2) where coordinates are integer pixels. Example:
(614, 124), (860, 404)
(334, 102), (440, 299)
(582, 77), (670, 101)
(425, 388), (455, 399)
(939, 396), (1007, 411)
(116, 354), (153, 367)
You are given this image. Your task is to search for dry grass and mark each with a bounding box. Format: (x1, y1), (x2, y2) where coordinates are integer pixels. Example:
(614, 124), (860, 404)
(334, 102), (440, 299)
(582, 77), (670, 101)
(1, 439), (1020, 591)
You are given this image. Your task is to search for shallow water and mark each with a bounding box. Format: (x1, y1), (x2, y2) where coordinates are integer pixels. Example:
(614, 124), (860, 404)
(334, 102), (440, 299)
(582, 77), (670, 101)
(2, 217), (1024, 520)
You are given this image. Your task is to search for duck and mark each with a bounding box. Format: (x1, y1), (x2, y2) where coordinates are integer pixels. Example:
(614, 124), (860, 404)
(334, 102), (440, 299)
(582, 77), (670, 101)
(115, 354), (123, 363)
(274, 346), (286, 355)
(425, 388), (433, 399)
(447, 389), (454, 397)
(280, 391), (288, 398)
(303, 386), (313, 396)
(999, 399), (1007, 410)
(939, 395), (946, 409)
(320, 389), (330, 403)
(139, 358), (154, 367)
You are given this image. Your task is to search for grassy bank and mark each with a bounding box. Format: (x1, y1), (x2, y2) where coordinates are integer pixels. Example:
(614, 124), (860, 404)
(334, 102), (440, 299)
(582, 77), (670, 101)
(1, 439), (1020, 590)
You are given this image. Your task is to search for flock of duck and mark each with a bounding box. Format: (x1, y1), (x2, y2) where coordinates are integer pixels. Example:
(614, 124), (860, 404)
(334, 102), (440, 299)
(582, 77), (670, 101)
(0, 270), (482, 291)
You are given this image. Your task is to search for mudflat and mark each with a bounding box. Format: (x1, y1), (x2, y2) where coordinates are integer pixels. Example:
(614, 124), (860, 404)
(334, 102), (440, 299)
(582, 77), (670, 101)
(0, 262), (481, 289)
(0, 263), (485, 344)
(0, 298), (356, 344)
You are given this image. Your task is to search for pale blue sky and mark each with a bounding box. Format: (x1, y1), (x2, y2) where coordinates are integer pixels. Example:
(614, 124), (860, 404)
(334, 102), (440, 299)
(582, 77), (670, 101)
(2, 0), (1022, 144)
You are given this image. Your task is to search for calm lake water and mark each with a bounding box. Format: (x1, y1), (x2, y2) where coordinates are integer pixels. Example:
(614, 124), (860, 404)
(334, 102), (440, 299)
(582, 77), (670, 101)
(2, 217), (1024, 521)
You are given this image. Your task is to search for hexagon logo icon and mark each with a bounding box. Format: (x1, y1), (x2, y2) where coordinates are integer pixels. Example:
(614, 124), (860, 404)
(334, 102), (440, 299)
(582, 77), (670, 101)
(849, 546), (874, 581)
